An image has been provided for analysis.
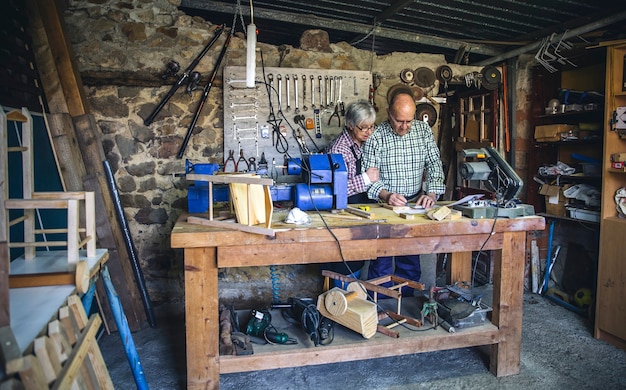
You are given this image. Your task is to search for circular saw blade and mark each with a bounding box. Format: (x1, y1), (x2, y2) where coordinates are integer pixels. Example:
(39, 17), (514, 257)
(386, 83), (414, 105)
(415, 103), (437, 127)
(414, 67), (436, 88)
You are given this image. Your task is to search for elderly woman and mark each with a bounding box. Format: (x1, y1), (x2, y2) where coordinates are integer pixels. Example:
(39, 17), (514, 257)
(326, 100), (379, 204)
(323, 100), (378, 281)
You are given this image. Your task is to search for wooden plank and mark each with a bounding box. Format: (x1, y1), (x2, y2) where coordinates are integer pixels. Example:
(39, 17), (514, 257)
(0, 242), (8, 327)
(219, 325), (500, 374)
(9, 272), (75, 288)
(17, 354), (48, 390)
(34, 336), (62, 385)
(345, 206), (376, 219)
(187, 216), (275, 237)
(187, 173), (274, 186)
(47, 320), (70, 364)
(51, 314), (102, 390)
(45, 113), (86, 192)
(490, 231), (525, 376)
(447, 251), (472, 284)
(78, 122), (146, 331)
(24, 0), (70, 114)
(5, 199), (69, 209)
(32, 0), (88, 116)
(59, 307), (79, 346)
(185, 247), (219, 390)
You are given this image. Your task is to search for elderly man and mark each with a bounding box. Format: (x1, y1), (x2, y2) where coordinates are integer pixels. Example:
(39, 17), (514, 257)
(362, 87), (446, 295)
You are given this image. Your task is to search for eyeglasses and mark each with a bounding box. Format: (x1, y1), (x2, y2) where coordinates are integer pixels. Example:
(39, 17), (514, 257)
(388, 113), (413, 127)
(356, 124), (375, 133)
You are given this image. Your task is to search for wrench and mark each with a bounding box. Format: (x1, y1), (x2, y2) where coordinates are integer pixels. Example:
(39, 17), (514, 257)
(318, 75), (323, 109)
(337, 76), (342, 104)
(285, 74), (291, 112)
(329, 76), (335, 106)
(277, 74), (283, 114)
(302, 75), (308, 111)
(294, 74), (300, 114)
(324, 76), (330, 108)
(310, 75), (316, 109)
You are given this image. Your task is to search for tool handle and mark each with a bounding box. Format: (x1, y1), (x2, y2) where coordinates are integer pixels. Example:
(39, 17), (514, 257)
(177, 33), (232, 159)
(144, 26), (224, 126)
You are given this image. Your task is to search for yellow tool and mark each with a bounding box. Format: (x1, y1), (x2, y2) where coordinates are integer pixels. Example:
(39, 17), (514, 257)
(357, 205), (370, 211)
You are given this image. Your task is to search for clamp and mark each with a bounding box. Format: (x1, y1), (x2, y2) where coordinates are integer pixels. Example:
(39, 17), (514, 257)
(327, 104), (341, 127)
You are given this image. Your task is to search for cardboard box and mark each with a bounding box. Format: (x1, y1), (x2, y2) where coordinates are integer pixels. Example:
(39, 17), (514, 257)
(539, 184), (569, 216)
(534, 124), (578, 142)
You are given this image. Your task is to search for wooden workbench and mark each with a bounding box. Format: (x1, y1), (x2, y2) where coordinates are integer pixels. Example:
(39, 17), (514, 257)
(170, 206), (545, 389)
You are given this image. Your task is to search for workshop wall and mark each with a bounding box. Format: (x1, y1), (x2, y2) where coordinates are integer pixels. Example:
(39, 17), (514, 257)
(61, 0), (529, 307)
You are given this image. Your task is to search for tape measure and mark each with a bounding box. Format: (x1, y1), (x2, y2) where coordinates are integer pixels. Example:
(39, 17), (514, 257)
(358, 205), (370, 211)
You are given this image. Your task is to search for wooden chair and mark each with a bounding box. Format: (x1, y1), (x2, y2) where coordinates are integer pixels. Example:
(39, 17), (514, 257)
(1, 106), (97, 271)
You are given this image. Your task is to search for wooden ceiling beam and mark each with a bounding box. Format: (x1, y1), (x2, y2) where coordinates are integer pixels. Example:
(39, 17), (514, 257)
(181, 0), (502, 56)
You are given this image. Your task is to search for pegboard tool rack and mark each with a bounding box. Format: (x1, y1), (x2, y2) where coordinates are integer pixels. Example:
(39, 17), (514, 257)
(223, 66), (372, 183)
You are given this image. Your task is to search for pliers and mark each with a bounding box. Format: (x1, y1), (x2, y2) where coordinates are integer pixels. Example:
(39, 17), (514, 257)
(224, 149), (237, 172)
(236, 149), (249, 172)
(327, 104), (341, 127)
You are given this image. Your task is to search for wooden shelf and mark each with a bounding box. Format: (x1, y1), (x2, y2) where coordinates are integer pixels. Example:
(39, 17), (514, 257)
(595, 44), (626, 350)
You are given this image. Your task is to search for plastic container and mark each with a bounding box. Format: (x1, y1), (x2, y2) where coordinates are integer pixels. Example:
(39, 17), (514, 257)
(566, 207), (600, 222)
(437, 300), (492, 329)
(581, 163), (601, 176)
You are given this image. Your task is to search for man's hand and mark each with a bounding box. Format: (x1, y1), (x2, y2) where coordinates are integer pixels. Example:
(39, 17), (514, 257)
(365, 167), (379, 183)
(415, 193), (437, 208)
(385, 191), (407, 206)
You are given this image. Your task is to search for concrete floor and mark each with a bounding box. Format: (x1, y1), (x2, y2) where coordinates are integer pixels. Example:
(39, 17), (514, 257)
(99, 287), (626, 390)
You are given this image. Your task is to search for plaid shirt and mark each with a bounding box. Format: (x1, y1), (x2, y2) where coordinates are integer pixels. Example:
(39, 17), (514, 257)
(326, 128), (368, 197)
(363, 120), (445, 200)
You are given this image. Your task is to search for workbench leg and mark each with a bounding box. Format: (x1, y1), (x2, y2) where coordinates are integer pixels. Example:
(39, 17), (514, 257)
(185, 247), (219, 390)
(490, 231), (525, 376)
(447, 251), (472, 284)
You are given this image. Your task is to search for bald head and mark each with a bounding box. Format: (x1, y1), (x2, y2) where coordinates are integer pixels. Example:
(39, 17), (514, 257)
(388, 93), (416, 136)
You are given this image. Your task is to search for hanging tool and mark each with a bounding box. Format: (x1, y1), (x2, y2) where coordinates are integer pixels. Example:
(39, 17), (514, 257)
(337, 76), (345, 116)
(224, 149), (237, 172)
(324, 75), (330, 108)
(327, 104), (341, 127)
(177, 31), (232, 159)
(294, 74), (300, 114)
(145, 25), (224, 126)
(276, 74), (283, 114)
(237, 149), (249, 172)
(310, 75), (315, 109)
(302, 75), (308, 111)
(285, 74), (291, 112)
(248, 157), (257, 172)
(318, 75), (324, 109)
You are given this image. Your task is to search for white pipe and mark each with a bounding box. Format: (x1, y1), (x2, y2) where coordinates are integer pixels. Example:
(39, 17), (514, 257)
(246, 23), (256, 88)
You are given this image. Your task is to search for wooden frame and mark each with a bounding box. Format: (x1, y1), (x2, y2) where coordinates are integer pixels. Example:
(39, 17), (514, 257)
(186, 173), (275, 236)
(1, 106), (97, 269)
(171, 209), (545, 389)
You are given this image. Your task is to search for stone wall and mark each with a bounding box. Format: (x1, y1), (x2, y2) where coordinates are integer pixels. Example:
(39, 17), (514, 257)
(61, 0), (529, 307)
